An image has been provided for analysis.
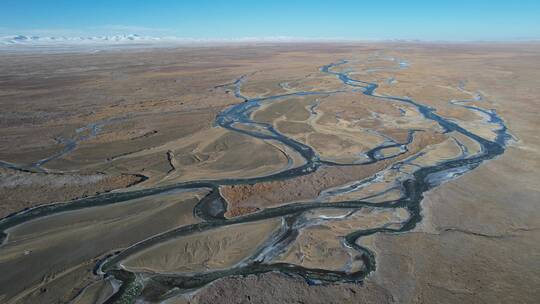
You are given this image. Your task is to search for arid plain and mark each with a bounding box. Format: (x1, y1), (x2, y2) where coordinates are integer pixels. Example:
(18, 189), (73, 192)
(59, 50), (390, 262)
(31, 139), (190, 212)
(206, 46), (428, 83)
(0, 43), (538, 304)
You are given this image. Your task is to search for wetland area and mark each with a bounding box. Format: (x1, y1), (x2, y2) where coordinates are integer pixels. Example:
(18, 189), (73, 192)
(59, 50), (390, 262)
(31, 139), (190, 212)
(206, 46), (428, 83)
(0, 43), (539, 303)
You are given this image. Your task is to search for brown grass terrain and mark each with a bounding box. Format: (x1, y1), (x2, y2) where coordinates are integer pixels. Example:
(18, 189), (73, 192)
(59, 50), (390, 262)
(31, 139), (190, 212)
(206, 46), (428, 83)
(0, 43), (538, 304)
(221, 130), (446, 217)
(0, 168), (144, 218)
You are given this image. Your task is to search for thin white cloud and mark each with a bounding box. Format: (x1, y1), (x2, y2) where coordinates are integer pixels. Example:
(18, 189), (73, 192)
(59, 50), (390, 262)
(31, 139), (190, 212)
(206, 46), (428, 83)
(0, 25), (175, 37)
(86, 25), (176, 36)
(0, 27), (87, 37)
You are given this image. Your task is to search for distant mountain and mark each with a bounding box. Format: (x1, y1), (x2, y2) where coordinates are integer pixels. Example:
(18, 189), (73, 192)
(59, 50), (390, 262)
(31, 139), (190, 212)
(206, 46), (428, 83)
(0, 34), (166, 45)
(0, 35), (353, 51)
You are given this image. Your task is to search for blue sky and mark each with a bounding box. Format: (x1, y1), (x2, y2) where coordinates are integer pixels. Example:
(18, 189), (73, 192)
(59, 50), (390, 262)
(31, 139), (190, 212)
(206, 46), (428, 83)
(1, 0), (539, 40)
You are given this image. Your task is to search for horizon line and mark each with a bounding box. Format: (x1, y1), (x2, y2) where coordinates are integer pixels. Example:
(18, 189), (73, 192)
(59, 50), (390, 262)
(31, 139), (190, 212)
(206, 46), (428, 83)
(2, 34), (540, 44)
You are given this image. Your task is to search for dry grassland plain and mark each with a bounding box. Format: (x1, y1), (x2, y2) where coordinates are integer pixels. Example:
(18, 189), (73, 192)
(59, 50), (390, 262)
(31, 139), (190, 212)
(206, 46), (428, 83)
(0, 43), (538, 304)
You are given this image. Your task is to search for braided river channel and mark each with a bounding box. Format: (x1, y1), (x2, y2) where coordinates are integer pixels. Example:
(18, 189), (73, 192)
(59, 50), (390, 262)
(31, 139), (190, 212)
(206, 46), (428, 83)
(0, 56), (512, 303)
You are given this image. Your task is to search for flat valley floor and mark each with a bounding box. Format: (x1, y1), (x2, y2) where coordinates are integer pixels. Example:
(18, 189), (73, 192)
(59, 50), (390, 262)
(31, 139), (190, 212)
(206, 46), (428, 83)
(0, 43), (539, 303)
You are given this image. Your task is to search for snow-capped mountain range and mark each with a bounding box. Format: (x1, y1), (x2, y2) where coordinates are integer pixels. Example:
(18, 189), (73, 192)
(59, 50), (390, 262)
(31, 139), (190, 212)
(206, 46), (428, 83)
(0, 34), (345, 46)
(1, 34), (175, 45)
(0, 34), (356, 52)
